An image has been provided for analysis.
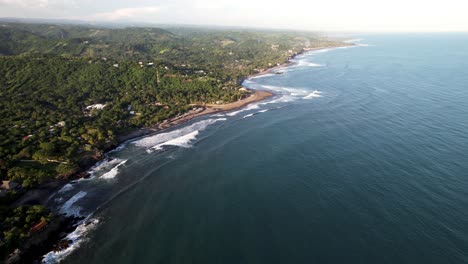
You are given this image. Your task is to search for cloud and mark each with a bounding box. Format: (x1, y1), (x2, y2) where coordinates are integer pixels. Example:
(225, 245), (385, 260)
(0, 0), (49, 7)
(91, 6), (161, 21)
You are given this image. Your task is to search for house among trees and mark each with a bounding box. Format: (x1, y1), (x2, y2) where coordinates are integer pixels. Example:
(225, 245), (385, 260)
(29, 219), (48, 233)
(1, 181), (19, 190)
(85, 104), (106, 110)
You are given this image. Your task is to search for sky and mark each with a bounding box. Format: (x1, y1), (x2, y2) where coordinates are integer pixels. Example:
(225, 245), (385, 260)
(1, 0), (468, 32)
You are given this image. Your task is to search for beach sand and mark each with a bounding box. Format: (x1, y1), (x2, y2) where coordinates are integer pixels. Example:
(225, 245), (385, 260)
(117, 90), (272, 142)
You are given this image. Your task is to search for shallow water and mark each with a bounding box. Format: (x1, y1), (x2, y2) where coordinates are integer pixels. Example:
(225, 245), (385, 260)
(47, 34), (468, 263)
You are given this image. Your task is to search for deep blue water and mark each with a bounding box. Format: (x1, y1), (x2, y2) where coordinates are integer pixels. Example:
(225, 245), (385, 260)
(47, 34), (468, 263)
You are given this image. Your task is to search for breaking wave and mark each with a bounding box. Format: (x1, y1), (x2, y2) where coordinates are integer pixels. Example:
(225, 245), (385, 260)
(59, 191), (87, 217)
(226, 103), (260, 117)
(58, 183), (74, 194)
(259, 84), (323, 101)
(243, 108), (271, 119)
(149, 130), (199, 152)
(100, 160), (127, 179)
(248, 73), (276, 80)
(42, 218), (100, 264)
(304, 90), (323, 99)
(133, 118), (226, 152)
(82, 158), (128, 180)
(293, 59), (325, 68)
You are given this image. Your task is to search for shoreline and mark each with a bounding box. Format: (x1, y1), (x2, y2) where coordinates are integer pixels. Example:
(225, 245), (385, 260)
(116, 90), (273, 143)
(246, 44), (353, 79)
(7, 89), (274, 263)
(9, 42), (351, 263)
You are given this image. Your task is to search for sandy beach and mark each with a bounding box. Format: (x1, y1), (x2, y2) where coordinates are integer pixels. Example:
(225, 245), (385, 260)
(117, 90), (272, 142)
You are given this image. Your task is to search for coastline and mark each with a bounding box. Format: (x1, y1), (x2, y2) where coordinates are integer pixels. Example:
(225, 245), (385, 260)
(7, 88), (274, 264)
(9, 42), (350, 263)
(81, 43), (354, 156)
(246, 44), (353, 79)
(116, 90), (273, 143)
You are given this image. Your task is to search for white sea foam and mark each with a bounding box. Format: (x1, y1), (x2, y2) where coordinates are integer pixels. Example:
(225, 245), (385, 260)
(304, 90), (323, 99)
(100, 159), (127, 179)
(226, 103), (260, 116)
(257, 84), (324, 103)
(248, 73), (276, 80)
(310, 48), (331, 54)
(149, 130), (199, 152)
(243, 113), (254, 119)
(59, 191), (87, 217)
(134, 118), (225, 152)
(58, 183), (74, 194)
(107, 143), (127, 154)
(344, 38), (363, 43)
(42, 218), (100, 264)
(294, 60), (324, 68)
(242, 108), (270, 119)
(84, 158), (126, 180)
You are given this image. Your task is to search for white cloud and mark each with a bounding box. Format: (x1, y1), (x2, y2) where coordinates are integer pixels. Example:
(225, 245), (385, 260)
(1, 0), (468, 32)
(91, 6), (161, 21)
(0, 0), (49, 7)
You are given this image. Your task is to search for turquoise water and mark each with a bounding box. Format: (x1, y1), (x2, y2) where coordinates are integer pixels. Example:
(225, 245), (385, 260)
(48, 34), (468, 263)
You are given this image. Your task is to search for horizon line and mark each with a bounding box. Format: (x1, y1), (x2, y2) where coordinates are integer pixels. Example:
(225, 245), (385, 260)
(1, 17), (468, 34)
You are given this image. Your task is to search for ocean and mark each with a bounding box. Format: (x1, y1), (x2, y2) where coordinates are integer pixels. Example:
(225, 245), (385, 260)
(45, 34), (468, 263)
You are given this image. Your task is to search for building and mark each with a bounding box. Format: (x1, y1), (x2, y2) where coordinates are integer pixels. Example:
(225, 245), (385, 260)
(22, 135), (33, 141)
(1, 181), (19, 190)
(30, 220), (48, 233)
(86, 104), (106, 110)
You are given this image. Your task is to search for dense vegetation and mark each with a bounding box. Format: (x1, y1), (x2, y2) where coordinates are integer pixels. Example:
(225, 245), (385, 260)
(0, 22), (344, 257)
(0, 205), (52, 256)
(0, 55), (243, 186)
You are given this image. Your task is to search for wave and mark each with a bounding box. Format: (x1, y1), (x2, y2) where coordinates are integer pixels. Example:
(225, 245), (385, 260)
(133, 118), (225, 152)
(256, 85), (325, 105)
(344, 38), (363, 43)
(293, 59), (325, 68)
(226, 103), (260, 117)
(81, 158), (127, 180)
(304, 90), (323, 99)
(107, 142), (128, 154)
(59, 191), (87, 217)
(243, 113), (254, 119)
(100, 160), (127, 179)
(42, 218), (100, 264)
(310, 48), (331, 54)
(58, 183), (74, 194)
(248, 73), (276, 80)
(242, 108), (271, 119)
(149, 130), (199, 152)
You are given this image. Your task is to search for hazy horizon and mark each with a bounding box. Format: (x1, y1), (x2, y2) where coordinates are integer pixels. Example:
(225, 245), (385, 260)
(1, 0), (468, 32)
